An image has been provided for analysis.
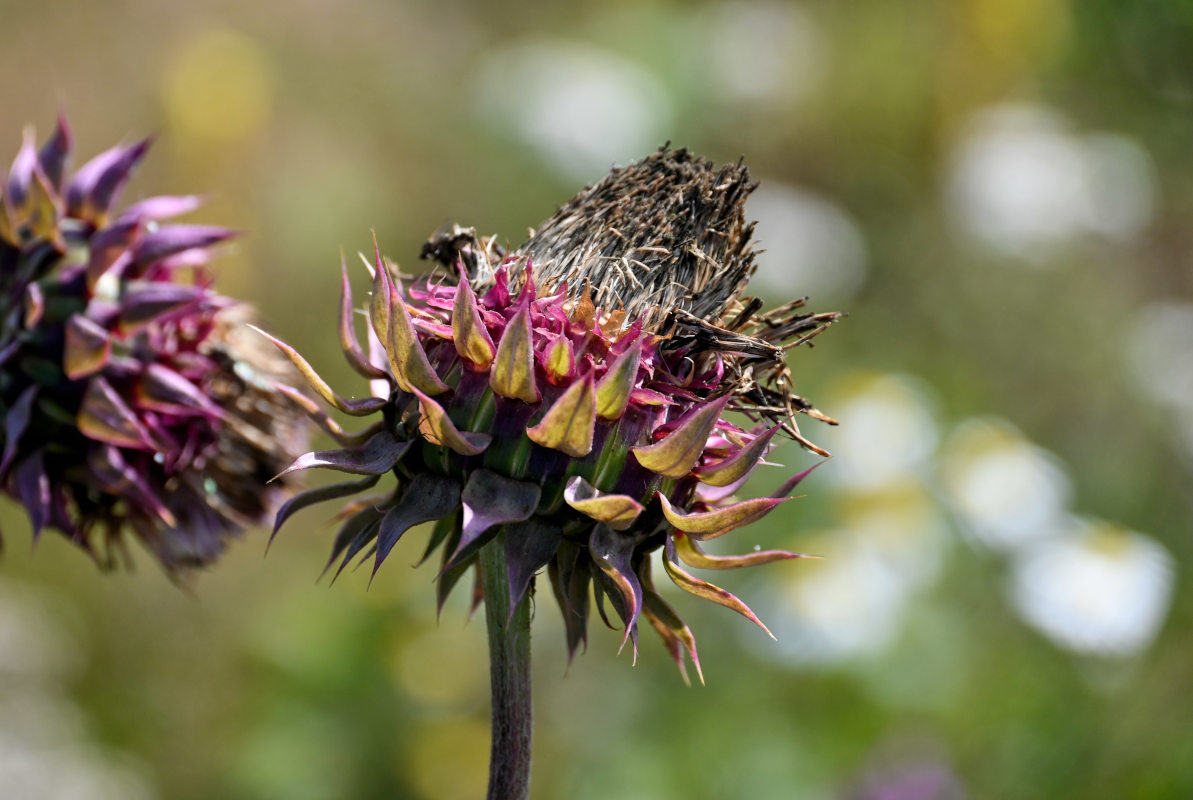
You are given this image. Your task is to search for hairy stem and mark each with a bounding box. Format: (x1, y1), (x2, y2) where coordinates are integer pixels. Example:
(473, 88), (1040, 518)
(480, 533), (533, 800)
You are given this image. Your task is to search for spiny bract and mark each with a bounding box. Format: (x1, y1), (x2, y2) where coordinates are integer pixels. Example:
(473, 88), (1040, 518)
(269, 148), (840, 682)
(0, 119), (307, 572)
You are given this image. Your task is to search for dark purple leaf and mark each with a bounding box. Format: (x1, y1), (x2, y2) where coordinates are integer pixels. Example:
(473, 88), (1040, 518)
(0, 386), (38, 476)
(548, 542), (591, 664)
(589, 524), (645, 655)
(270, 473), (381, 545)
(77, 376), (155, 450)
(84, 219), (139, 288)
(23, 282), (44, 328)
(65, 138), (150, 221)
(37, 116), (72, 192)
(116, 282), (207, 333)
(87, 445), (176, 528)
(0, 340), (21, 368)
(275, 432), (411, 480)
(371, 473), (461, 579)
(5, 131), (37, 208)
(324, 505), (386, 581)
(119, 195), (203, 224)
(434, 525), (468, 615)
(135, 363), (223, 417)
(132, 225), (237, 267)
(14, 451), (50, 537)
(65, 316), (114, 378)
(447, 469), (540, 569)
(504, 519), (562, 617)
(416, 512), (458, 567)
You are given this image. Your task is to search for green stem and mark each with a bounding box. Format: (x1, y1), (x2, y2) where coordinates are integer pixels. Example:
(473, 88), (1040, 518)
(480, 533), (533, 800)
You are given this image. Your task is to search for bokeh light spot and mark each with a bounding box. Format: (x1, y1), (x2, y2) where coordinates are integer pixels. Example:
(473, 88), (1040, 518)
(407, 718), (490, 800)
(940, 417), (1071, 551)
(161, 29), (275, 145)
(1008, 519), (1174, 657)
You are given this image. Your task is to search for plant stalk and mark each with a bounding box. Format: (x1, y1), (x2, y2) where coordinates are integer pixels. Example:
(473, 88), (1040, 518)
(480, 533), (533, 800)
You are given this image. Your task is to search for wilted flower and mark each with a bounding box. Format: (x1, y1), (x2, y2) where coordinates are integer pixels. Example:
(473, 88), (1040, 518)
(0, 119), (307, 572)
(268, 147), (840, 680)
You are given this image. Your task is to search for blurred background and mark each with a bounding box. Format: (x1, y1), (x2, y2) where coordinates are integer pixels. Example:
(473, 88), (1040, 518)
(2, 0), (1192, 797)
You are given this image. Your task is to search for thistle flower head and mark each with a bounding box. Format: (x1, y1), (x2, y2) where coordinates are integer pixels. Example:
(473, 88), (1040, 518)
(0, 119), (308, 572)
(271, 147), (840, 681)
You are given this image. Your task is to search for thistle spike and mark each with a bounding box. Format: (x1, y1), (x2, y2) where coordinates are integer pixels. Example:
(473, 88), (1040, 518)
(589, 524), (644, 654)
(63, 315), (112, 379)
(386, 281), (451, 396)
(274, 432), (412, 480)
(270, 474), (382, 546)
(84, 220), (138, 290)
(595, 335), (642, 419)
(77, 376), (156, 450)
(451, 267), (496, 368)
(504, 518), (563, 617)
(340, 255), (388, 379)
(372, 474), (462, 580)
(656, 491), (787, 540)
(489, 305), (540, 403)
(449, 470), (541, 568)
(65, 138), (151, 224)
(643, 590), (703, 686)
(673, 531), (815, 569)
(631, 395), (730, 479)
(693, 425), (781, 487)
(368, 232), (398, 344)
(37, 115), (71, 191)
(249, 325), (386, 416)
(270, 381), (384, 447)
(563, 476), (644, 531)
(664, 535), (774, 639)
(412, 386), (492, 456)
(526, 372), (597, 457)
(543, 335), (574, 384)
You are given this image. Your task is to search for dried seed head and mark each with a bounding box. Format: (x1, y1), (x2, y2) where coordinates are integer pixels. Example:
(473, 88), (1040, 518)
(519, 146), (758, 327)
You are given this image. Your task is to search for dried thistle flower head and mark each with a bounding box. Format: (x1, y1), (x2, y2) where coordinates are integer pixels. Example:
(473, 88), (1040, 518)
(269, 146), (840, 681)
(0, 119), (308, 573)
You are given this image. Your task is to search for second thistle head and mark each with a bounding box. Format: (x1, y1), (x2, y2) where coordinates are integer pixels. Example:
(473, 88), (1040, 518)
(269, 147), (841, 681)
(0, 119), (309, 573)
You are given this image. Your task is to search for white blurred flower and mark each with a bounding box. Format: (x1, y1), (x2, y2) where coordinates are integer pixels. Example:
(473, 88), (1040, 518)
(474, 40), (672, 182)
(0, 736), (155, 800)
(946, 104), (1156, 260)
(842, 483), (951, 591)
(748, 183), (868, 302)
(0, 580), (156, 800)
(939, 418), (1071, 551)
(1008, 519), (1174, 656)
(1124, 299), (1193, 413)
(754, 532), (913, 666)
(694, 1), (824, 104)
(821, 373), (939, 490)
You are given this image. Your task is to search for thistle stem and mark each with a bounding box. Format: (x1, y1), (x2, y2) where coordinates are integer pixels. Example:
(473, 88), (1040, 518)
(479, 533), (533, 800)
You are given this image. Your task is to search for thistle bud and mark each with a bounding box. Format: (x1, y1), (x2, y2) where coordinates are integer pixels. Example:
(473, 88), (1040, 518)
(270, 147), (841, 681)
